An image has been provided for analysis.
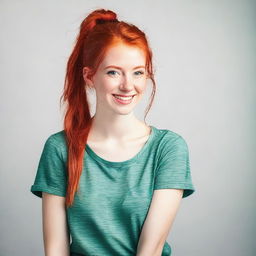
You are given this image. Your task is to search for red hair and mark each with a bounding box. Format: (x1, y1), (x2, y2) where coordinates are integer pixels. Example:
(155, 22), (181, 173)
(60, 8), (156, 208)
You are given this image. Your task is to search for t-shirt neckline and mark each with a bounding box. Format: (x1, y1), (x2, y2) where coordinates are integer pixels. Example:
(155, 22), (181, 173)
(85, 125), (156, 167)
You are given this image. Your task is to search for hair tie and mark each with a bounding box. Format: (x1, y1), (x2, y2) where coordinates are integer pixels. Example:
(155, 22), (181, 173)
(96, 18), (118, 24)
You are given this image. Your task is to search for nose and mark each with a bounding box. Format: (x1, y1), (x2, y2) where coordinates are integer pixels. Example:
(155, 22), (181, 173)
(119, 73), (134, 92)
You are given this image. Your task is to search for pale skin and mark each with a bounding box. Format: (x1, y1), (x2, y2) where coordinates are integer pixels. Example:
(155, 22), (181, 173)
(42, 193), (70, 256)
(42, 43), (183, 256)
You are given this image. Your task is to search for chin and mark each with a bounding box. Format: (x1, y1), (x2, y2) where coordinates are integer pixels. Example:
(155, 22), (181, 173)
(111, 106), (134, 114)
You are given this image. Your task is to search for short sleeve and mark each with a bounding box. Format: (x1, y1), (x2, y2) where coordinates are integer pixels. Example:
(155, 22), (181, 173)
(154, 134), (195, 198)
(30, 135), (67, 198)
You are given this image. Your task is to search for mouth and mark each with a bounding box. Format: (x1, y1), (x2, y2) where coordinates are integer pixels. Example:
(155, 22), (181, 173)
(112, 94), (136, 98)
(112, 94), (136, 104)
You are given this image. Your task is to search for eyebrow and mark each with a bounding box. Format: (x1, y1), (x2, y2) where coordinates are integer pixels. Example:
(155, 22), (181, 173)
(104, 65), (145, 70)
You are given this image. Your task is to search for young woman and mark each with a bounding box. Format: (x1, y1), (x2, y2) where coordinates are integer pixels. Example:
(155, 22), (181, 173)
(30, 8), (195, 256)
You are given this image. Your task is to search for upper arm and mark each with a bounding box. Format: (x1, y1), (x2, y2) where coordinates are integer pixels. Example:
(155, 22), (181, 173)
(30, 134), (70, 255)
(136, 189), (183, 256)
(153, 134), (195, 198)
(30, 135), (68, 198)
(137, 133), (195, 255)
(42, 192), (70, 256)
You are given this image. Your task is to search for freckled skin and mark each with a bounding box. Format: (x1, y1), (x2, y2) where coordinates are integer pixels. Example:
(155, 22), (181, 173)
(83, 43), (148, 117)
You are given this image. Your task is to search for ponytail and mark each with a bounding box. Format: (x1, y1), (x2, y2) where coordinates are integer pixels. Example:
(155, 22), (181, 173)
(60, 9), (156, 208)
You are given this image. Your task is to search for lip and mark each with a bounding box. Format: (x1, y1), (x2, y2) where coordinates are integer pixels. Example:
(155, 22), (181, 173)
(112, 94), (136, 97)
(112, 94), (135, 105)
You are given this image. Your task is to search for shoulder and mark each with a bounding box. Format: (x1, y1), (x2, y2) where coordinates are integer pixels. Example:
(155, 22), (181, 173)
(43, 130), (68, 158)
(45, 130), (66, 147)
(153, 126), (188, 148)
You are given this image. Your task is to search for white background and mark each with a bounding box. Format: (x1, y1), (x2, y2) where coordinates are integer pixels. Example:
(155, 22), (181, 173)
(0, 0), (255, 255)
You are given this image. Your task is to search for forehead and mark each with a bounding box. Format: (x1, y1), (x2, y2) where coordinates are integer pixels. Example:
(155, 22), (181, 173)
(100, 44), (146, 68)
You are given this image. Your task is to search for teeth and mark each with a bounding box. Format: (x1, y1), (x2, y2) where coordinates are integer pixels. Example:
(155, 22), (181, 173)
(114, 95), (133, 100)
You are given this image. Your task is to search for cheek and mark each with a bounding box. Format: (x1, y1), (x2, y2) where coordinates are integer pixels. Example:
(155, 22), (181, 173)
(102, 77), (120, 91)
(136, 80), (147, 93)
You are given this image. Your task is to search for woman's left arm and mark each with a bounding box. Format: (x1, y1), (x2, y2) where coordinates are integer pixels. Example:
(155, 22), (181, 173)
(136, 189), (184, 256)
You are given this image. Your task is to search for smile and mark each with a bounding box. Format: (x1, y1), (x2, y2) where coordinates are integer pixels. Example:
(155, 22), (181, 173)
(112, 94), (135, 105)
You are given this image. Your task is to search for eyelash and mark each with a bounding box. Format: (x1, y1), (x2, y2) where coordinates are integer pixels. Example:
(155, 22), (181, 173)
(107, 70), (144, 76)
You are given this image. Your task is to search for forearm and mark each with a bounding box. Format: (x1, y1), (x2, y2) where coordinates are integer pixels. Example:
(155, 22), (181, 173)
(45, 244), (70, 256)
(136, 247), (163, 256)
(44, 234), (70, 256)
(136, 236), (165, 256)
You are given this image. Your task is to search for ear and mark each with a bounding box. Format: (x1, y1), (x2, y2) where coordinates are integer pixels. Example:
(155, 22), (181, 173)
(82, 67), (94, 88)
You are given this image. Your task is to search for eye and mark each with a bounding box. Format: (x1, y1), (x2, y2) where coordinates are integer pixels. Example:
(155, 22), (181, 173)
(134, 71), (144, 76)
(107, 70), (119, 76)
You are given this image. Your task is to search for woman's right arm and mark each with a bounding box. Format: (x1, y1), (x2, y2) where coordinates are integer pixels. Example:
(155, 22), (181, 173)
(42, 192), (70, 256)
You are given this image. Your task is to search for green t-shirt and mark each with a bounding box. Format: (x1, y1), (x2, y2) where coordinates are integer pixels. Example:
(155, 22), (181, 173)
(30, 125), (195, 256)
